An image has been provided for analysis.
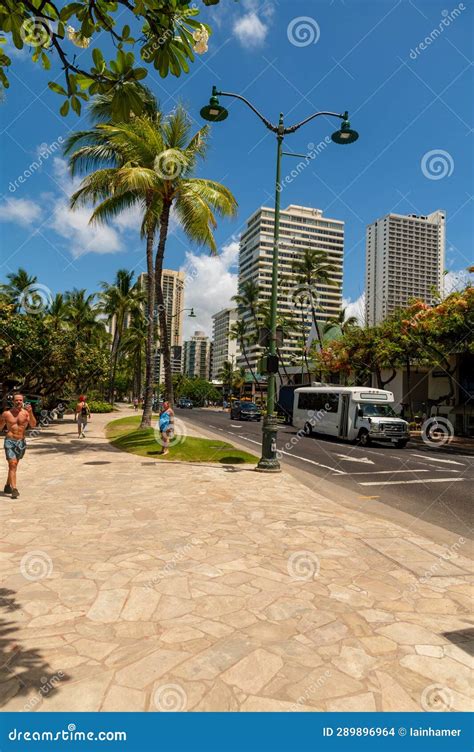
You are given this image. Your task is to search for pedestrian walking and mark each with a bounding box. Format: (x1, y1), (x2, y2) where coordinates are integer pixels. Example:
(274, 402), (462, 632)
(158, 401), (174, 455)
(0, 394), (37, 499)
(74, 395), (91, 438)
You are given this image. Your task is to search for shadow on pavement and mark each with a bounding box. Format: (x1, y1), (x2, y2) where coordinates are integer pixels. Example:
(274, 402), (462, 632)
(0, 588), (70, 709)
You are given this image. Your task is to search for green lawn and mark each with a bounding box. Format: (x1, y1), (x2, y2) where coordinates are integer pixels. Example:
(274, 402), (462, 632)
(105, 415), (258, 464)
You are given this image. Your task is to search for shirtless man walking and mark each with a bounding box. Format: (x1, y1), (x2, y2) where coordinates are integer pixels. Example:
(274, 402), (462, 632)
(0, 394), (37, 499)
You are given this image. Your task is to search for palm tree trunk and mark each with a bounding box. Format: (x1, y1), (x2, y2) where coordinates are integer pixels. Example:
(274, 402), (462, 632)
(140, 227), (156, 429)
(108, 324), (121, 404)
(154, 201), (174, 405)
(241, 338), (264, 403)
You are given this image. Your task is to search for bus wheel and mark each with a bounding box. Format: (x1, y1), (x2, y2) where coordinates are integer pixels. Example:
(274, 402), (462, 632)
(358, 429), (371, 447)
(303, 422), (313, 436)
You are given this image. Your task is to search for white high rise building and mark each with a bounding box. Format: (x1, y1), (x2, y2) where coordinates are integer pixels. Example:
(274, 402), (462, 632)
(138, 270), (185, 382)
(238, 204), (344, 370)
(183, 331), (211, 380)
(365, 210), (446, 326)
(211, 308), (238, 380)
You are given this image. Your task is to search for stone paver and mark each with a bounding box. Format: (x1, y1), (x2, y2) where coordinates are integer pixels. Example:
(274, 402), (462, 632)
(0, 408), (472, 712)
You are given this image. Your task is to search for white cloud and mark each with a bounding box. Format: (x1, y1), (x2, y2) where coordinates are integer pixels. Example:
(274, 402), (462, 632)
(0, 198), (42, 226)
(47, 157), (126, 258)
(342, 292), (366, 326)
(233, 1), (274, 49)
(443, 268), (472, 296)
(181, 241), (239, 339)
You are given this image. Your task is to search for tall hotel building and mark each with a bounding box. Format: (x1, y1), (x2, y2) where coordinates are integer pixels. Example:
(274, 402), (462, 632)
(138, 270), (185, 381)
(366, 210), (446, 326)
(238, 204), (344, 369)
(211, 308), (238, 380)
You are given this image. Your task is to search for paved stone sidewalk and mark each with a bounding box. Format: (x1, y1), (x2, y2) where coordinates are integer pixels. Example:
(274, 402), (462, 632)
(0, 408), (472, 712)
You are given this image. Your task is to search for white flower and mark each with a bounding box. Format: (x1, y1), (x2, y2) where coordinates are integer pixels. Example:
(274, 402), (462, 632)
(192, 25), (209, 54)
(66, 24), (91, 48)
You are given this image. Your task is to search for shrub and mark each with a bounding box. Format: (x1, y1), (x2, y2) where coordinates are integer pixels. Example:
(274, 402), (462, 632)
(88, 400), (115, 413)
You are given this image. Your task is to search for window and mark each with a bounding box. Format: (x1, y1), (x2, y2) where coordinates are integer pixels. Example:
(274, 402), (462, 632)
(297, 392), (339, 413)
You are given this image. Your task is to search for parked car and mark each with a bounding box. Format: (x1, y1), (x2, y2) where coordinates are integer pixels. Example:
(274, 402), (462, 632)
(230, 400), (262, 422)
(177, 398), (193, 409)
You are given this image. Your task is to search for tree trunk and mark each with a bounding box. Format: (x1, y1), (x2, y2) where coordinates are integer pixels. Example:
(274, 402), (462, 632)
(140, 227), (156, 429)
(107, 322), (121, 404)
(241, 338), (264, 403)
(154, 201), (174, 405)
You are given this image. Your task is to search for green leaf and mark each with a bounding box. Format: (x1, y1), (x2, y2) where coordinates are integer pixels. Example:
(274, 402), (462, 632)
(71, 95), (81, 115)
(48, 81), (67, 95)
(132, 67), (147, 80)
(41, 51), (50, 70)
(92, 47), (105, 68)
(60, 99), (70, 116)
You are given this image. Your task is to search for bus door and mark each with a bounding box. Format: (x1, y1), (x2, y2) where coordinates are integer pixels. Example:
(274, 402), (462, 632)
(338, 394), (350, 438)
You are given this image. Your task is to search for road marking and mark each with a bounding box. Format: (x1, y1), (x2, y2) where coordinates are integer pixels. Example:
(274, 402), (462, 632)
(231, 434), (346, 475)
(359, 477), (465, 487)
(230, 424), (243, 429)
(334, 453), (374, 465)
(336, 469), (431, 476)
(411, 454), (465, 466)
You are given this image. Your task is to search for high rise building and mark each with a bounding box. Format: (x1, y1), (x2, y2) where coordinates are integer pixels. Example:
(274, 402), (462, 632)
(211, 307), (238, 380)
(138, 270), (185, 382)
(365, 210), (446, 326)
(238, 204), (344, 369)
(183, 331), (211, 380)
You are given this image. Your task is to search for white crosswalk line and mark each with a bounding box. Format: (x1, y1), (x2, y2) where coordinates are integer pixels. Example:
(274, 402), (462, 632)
(411, 453), (465, 466)
(359, 477), (465, 487)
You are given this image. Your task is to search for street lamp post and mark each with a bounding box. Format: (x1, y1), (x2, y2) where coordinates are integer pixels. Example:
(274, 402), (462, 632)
(201, 87), (359, 472)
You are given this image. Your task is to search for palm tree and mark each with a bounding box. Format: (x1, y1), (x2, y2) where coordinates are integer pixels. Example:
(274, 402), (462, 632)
(232, 280), (261, 327)
(66, 103), (237, 420)
(291, 249), (338, 349)
(1, 268), (38, 311)
(233, 366), (247, 398)
(99, 269), (144, 403)
(217, 360), (234, 403)
(45, 293), (67, 332)
(121, 312), (147, 400)
(229, 319), (263, 401)
(63, 289), (104, 343)
(323, 307), (358, 340)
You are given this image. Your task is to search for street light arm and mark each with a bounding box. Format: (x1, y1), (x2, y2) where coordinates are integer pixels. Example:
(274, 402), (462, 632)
(215, 89), (277, 132)
(284, 110), (346, 135)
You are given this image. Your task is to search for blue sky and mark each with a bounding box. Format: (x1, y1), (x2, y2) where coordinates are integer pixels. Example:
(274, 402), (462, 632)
(0, 0), (472, 337)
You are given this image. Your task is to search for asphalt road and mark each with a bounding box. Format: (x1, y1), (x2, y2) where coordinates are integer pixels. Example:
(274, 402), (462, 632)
(181, 408), (473, 542)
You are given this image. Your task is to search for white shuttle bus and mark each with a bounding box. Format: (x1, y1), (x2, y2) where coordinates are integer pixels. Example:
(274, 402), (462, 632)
(293, 385), (410, 448)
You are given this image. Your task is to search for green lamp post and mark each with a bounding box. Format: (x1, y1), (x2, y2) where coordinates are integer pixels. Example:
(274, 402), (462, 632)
(201, 87), (359, 472)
